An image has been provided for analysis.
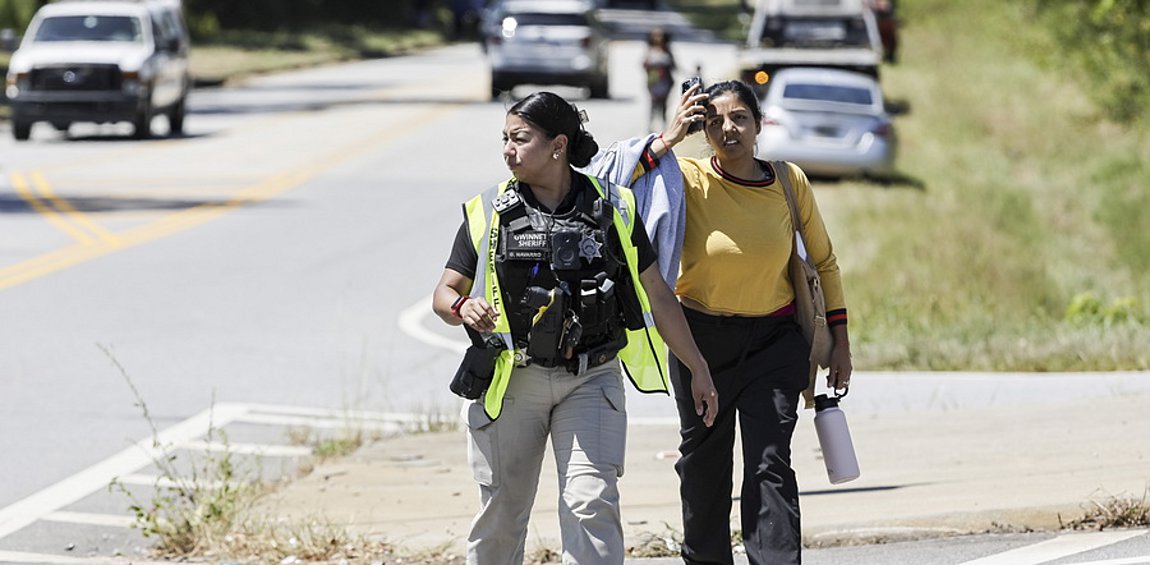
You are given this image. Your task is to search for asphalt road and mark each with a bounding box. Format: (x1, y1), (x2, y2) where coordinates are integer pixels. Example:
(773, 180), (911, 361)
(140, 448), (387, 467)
(3, 31), (1149, 564)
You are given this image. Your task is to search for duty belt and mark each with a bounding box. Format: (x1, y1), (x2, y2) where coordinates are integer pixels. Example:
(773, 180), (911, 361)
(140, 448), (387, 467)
(516, 340), (624, 376)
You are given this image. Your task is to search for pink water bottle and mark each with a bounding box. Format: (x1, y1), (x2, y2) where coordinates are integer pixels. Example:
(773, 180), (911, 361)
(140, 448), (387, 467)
(813, 393), (861, 484)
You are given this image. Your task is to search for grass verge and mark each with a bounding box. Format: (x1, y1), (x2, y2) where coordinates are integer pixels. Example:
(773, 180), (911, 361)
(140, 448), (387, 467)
(101, 344), (268, 558)
(841, 0), (1150, 370)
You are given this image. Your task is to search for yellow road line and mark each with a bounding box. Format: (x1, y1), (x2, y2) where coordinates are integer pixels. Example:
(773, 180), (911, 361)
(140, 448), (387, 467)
(0, 104), (460, 292)
(30, 171), (122, 246)
(9, 172), (96, 246)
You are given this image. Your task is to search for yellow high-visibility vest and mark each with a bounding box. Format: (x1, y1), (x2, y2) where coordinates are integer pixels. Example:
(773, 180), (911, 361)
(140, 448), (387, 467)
(463, 175), (669, 420)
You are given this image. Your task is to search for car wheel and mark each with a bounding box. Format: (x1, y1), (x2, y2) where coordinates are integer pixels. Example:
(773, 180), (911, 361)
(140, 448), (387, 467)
(589, 75), (610, 99)
(168, 98), (186, 136)
(133, 103), (153, 140)
(13, 120), (32, 142)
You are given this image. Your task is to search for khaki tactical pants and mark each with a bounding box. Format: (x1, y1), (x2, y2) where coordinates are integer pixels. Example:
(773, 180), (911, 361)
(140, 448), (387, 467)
(464, 361), (628, 565)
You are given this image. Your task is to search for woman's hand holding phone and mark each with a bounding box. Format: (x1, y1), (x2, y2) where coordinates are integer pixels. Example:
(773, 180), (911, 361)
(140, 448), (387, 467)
(655, 78), (708, 155)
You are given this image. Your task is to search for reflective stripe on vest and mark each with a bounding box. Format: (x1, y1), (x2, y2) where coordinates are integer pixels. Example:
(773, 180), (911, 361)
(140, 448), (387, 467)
(464, 176), (669, 420)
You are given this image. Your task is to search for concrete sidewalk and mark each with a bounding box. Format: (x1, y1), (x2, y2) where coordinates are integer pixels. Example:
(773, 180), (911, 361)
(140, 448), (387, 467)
(259, 393), (1150, 560)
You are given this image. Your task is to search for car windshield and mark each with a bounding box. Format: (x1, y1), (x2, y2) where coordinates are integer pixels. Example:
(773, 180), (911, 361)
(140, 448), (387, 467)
(762, 16), (871, 48)
(33, 15), (143, 43)
(783, 83), (874, 106)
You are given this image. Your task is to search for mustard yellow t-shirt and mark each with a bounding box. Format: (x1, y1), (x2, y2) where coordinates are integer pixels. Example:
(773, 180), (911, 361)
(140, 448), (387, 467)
(676, 157), (847, 320)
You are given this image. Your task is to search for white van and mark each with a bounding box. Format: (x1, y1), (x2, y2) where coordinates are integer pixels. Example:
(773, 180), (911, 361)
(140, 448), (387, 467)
(4, 0), (191, 140)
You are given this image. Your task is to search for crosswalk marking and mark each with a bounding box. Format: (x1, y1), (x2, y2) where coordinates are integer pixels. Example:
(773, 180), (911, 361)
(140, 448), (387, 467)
(0, 403), (397, 541)
(959, 529), (1149, 565)
(0, 404), (247, 539)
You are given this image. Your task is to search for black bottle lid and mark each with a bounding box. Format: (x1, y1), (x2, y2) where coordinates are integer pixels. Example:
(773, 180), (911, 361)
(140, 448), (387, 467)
(814, 394), (840, 411)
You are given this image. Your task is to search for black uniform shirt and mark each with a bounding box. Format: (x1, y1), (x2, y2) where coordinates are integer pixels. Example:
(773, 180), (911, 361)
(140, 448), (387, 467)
(445, 174), (658, 280)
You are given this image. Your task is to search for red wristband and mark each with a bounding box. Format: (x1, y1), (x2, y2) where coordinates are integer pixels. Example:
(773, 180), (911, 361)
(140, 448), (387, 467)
(451, 295), (470, 318)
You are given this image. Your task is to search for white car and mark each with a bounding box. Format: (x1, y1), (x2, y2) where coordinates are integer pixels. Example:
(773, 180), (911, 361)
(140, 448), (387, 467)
(756, 67), (895, 178)
(4, 0), (191, 141)
(483, 0), (610, 99)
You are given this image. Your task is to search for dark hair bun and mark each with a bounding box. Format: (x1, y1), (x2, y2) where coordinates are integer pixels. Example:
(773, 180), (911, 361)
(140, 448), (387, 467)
(568, 130), (599, 168)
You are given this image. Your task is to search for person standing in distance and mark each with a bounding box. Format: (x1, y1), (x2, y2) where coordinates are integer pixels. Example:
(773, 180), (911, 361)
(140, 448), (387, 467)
(432, 91), (718, 565)
(644, 80), (855, 564)
(642, 27), (677, 132)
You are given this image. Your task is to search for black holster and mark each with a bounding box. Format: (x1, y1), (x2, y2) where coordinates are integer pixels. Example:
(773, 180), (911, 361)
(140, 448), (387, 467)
(450, 326), (503, 400)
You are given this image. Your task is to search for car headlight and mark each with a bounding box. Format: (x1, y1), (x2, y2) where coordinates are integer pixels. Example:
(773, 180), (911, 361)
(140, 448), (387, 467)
(5, 72), (27, 98)
(121, 70), (146, 95)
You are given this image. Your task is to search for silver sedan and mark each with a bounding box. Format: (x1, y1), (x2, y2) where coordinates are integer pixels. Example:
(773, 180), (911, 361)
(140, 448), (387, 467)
(482, 0), (611, 100)
(756, 67), (896, 178)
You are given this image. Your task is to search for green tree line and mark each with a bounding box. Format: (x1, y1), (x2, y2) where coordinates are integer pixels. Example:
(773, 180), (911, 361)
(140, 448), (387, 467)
(0, 0), (34, 31)
(2, 0), (439, 37)
(182, 0), (429, 33)
(1032, 0), (1150, 123)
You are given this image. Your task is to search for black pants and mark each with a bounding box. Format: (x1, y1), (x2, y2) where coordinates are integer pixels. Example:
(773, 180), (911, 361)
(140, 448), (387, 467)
(670, 306), (810, 565)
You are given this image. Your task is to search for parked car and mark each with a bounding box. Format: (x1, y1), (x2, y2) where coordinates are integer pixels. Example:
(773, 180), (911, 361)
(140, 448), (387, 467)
(483, 0), (610, 99)
(756, 67), (895, 178)
(4, 0), (191, 141)
(739, 0), (883, 95)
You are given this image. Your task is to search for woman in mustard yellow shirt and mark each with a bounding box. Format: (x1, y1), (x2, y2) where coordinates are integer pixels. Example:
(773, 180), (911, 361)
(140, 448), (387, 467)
(647, 80), (854, 565)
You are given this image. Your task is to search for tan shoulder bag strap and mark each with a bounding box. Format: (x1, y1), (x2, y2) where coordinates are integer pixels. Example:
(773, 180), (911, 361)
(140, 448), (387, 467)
(775, 161), (813, 268)
(774, 161), (827, 408)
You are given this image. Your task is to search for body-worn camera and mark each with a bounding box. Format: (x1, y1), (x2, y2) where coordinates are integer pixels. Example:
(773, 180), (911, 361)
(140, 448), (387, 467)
(681, 76), (706, 134)
(551, 231), (583, 271)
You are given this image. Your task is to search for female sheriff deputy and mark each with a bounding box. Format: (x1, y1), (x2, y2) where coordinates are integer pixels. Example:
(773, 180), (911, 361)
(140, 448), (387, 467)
(433, 92), (717, 565)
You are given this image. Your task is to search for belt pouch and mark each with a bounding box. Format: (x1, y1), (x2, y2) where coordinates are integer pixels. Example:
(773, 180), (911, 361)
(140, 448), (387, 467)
(450, 327), (501, 400)
(451, 345), (499, 400)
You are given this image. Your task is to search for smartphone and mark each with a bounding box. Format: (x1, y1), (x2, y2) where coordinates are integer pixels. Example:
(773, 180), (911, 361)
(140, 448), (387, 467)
(681, 76), (705, 134)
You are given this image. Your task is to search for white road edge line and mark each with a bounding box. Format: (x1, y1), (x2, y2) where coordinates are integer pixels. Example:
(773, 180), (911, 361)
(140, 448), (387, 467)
(0, 550), (173, 564)
(42, 511), (134, 528)
(232, 411), (405, 430)
(398, 294), (467, 354)
(114, 473), (232, 490)
(1071, 556), (1150, 565)
(0, 403), (249, 539)
(179, 440), (312, 457)
(959, 529), (1149, 565)
(239, 402), (432, 423)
